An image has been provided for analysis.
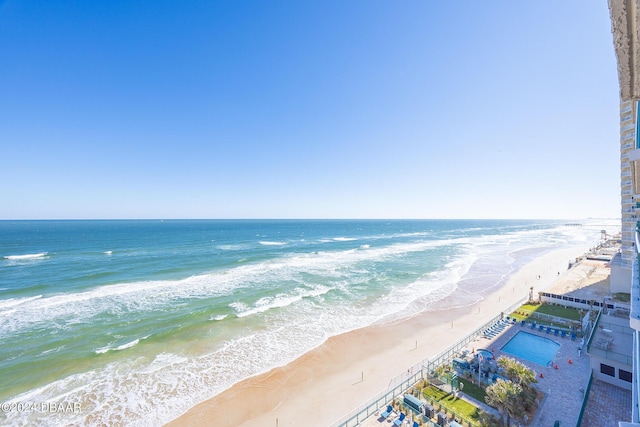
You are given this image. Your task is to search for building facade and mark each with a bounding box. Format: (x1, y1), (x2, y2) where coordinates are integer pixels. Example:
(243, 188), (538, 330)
(609, 1), (640, 424)
(613, 99), (637, 292)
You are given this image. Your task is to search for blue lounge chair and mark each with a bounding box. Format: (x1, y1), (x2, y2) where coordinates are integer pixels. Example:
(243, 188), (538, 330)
(571, 333), (577, 341)
(530, 322), (536, 329)
(554, 329), (559, 336)
(561, 331), (566, 338)
(394, 413), (406, 426)
(521, 320), (525, 326)
(538, 325), (544, 331)
(413, 422), (419, 427)
(380, 405), (392, 419)
(546, 327), (552, 333)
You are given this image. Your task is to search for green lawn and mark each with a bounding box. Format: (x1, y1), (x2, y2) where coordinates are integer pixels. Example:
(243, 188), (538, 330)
(458, 378), (487, 403)
(614, 292), (630, 302)
(423, 384), (481, 422)
(512, 303), (581, 321)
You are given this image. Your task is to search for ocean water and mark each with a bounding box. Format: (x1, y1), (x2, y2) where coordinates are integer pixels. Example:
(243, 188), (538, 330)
(0, 219), (612, 426)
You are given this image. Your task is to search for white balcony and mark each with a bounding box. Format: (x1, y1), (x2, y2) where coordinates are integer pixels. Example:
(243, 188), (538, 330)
(630, 148), (640, 161)
(632, 231), (640, 332)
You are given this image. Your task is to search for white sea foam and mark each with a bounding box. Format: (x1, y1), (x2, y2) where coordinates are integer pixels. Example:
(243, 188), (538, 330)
(0, 295), (43, 310)
(217, 244), (252, 251)
(4, 253), (47, 260)
(209, 314), (227, 321)
(104, 251), (113, 255)
(259, 241), (286, 246)
(95, 336), (148, 354)
(40, 346), (65, 356)
(0, 221), (611, 427)
(115, 339), (139, 351)
(374, 250), (479, 323)
(333, 237), (357, 241)
(3, 302), (366, 427)
(0, 227), (596, 338)
(232, 286), (332, 318)
(229, 301), (249, 313)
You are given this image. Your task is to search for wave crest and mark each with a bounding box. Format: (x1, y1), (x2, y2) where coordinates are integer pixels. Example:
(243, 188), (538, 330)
(95, 336), (149, 354)
(4, 253), (47, 261)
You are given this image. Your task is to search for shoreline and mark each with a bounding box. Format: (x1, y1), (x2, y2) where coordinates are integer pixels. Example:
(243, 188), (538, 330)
(166, 245), (591, 427)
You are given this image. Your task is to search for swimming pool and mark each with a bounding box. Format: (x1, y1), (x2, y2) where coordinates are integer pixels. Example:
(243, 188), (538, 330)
(501, 331), (560, 366)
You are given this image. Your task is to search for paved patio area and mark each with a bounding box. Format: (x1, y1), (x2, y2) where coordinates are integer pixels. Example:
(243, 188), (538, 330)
(580, 379), (631, 427)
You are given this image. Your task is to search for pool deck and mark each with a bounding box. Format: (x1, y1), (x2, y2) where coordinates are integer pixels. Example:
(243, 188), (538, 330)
(485, 323), (592, 427)
(362, 320), (592, 427)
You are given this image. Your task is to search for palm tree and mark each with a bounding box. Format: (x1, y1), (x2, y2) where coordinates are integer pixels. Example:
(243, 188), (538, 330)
(497, 356), (537, 410)
(485, 379), (524, 427)
(478, 410), (503, 427)
(498, 356), (536, 385)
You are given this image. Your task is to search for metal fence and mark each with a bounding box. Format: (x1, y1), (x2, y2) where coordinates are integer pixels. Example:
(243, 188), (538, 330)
(526, 311), (576, 328)
(587, 346), (633, 365)
(576, 372), (594, 427)
(330, 298), (526, 427)
(584, 309), (601, 350)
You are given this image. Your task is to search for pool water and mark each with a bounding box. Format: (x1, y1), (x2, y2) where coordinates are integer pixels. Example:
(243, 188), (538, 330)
(501, 331), (560, 366)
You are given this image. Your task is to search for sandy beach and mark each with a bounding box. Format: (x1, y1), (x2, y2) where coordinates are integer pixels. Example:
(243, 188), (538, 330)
(166, 245), (594, 427)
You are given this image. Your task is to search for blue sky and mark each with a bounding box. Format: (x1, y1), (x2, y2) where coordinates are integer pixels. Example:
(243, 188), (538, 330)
(0, 1), (621, 219)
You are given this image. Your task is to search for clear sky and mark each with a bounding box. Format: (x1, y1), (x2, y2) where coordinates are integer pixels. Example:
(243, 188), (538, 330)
(0, 1), (622, 220)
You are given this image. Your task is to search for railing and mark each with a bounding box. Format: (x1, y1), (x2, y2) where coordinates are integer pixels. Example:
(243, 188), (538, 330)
(585, 309), (603, 351)
(525, 311), (576, 329)
(598, 320), (635, 336)
(587, 346), (633, 365)
(330, 298), (526, 427)
(576, 372), (594, 427)
(586, 319), (634, 365)
(632, 241), (640, 326)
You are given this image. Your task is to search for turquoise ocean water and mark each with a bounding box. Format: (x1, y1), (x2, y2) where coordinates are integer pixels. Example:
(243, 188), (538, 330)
(0, 219), (610, 426)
